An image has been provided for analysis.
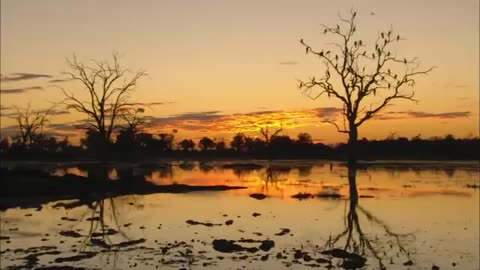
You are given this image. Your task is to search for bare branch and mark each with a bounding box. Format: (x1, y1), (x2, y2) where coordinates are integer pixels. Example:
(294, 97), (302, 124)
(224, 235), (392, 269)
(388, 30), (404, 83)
(298, 10), (434, 145)
(61, 53), (147, 143)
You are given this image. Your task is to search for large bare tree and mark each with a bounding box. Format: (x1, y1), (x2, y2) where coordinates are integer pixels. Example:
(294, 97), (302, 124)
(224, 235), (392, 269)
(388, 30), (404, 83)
(298, 10), (434, 162)
(58, 53), (146, 145)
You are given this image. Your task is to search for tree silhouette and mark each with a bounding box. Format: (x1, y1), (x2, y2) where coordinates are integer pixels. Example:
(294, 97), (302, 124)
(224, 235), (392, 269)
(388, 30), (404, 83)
(230, 133), (247, 151)
(178, 139), (195, 151)
(157, 130), (177, 151)
(298, 10), (434, 163)
(58, 53), (146, 155)
(199, 136), (216, 151)
(215, 140), (226, 151)
(115, 107), (146, 152)
(11, 104), (53, 146)
(259, 123), (283, 145)
(297, 132), (313, 144)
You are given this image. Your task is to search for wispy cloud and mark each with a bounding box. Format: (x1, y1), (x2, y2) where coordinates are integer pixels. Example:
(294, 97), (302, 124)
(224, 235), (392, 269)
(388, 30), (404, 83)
(131, 101), (176, 107)
(48, 78), (75, 83)
(279, 61), (299, 65)
(407, 111), (471, 119)
(0, 86), (44, 95)
(0, 109), (70, 118)
(47, 110), (71, 116)
(444, 82), (469, 89)
(380, 110), (471, 120)
(1, 73), (52, 82)
(0, 105), (12, 111)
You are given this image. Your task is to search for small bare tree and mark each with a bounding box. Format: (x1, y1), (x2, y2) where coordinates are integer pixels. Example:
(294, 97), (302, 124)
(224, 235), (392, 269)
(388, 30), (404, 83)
(120, 107), (147, 135)
(298, 10), (434, 162)
(58, 53), (146, 146)
(259, 123), (283, 145)
(11, 104), (53, 145)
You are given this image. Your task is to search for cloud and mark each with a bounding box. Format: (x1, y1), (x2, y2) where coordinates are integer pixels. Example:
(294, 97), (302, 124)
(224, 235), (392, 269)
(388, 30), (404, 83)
(406, 111), (471, 119)
(314, 107), (344, 118)
(46, 110), (71, 116)
(1, 73), (52, 82)
(0, 105), (12, 111)
(0, 112), (18, 118)
(377, 110), (471, 120)
(48, 78), (75, 83)
(132, 101), (176, 107)
(0, 86), (44, 95)
(444, 82), (468, 89)
(0, 126), (18, 138)
(0, 108), (70, 118)
(0, 123), (82, 140)
(279, 61), (299, 65)
(142, 107), (341, 134)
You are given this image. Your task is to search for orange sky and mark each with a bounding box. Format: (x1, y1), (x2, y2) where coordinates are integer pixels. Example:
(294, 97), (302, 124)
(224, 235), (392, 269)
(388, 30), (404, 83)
(1, 0), (478, 144)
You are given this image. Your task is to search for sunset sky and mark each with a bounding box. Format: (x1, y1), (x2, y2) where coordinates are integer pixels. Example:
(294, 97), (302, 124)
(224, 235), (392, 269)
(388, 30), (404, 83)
(1, 0), (478, 145)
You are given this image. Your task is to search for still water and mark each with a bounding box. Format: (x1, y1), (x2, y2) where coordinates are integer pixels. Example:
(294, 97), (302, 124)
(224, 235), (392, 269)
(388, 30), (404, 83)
(1, 160), (479, 269)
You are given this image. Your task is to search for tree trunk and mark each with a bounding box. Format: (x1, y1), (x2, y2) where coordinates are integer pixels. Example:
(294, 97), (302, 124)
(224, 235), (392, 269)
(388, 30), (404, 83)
(347, 166), (358, 206)
(348, 122), (358, 166)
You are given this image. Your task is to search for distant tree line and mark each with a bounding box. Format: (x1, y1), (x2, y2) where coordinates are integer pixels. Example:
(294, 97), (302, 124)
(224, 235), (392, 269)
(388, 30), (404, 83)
(0, 130), (478, 161)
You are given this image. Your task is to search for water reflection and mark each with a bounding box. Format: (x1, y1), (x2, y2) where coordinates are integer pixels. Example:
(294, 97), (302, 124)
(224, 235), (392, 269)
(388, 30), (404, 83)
(80, 198), (130, 251)
(322, 166), (414, 269)
(0, 160), (478, 269)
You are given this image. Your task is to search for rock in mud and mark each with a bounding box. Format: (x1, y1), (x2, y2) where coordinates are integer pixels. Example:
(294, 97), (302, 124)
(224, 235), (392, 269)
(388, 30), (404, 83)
(54, 252), (97, 263)
(341, 258), (366, 269)
(186, 220), (221, 227)
(249, 193), (267, 200)
(291, 193), (313, 200)
(322, 248), (367, 269)
(315, 257), (329, 264)
(59, 230), (82, 238)
(403, 259), (414, 266)
(35, 266), (87, 270)
(303, 254), (313, 262)
(252, 213), (261, 217)
(316, 192), (342, 199)
(225, 220), (234, 225)
(259, 240), (275, 251)
(294, 250), (304, 259)
(212, 239), (245, 253)
(116, 238), (146, 247)
(91, 228), (118, 237)
(61, 217), (78, 222)
(275, 228), (290, 236)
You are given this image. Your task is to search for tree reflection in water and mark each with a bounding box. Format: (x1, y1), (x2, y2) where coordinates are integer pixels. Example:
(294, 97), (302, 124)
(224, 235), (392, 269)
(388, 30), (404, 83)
(324, 166), (415, 269)
(80, 198), (130, 251)
(258, 164), (288, 196)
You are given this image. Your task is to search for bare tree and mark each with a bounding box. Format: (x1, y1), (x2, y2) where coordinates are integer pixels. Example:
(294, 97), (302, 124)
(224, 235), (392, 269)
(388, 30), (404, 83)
(119, 107), (147, 136)
(115, 107), (147, 152)
(11, 104), (53, 145)
(298, 10), (434, 162)
(58, 53), (146, 146)
(259, 123), (283, 145)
